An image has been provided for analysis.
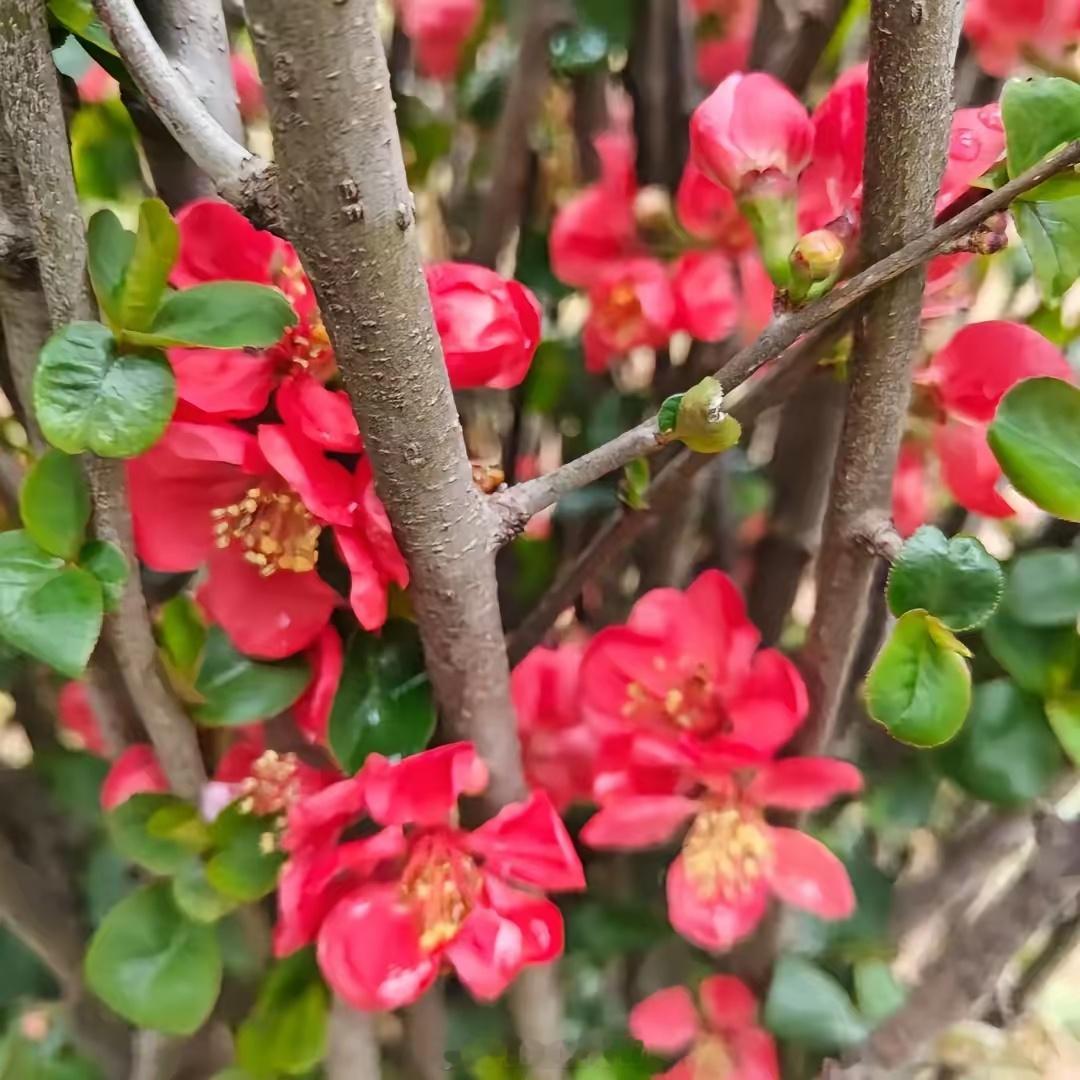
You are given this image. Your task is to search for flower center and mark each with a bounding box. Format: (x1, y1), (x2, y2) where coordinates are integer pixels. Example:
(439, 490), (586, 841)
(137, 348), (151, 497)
(238, 750), (303, 827)
(621, 660), (722, 735)
(689, 1034), (733, 1079)
(681, 804), (772, 902)
(212, 487), (321, 576)
(270, 319), (336, 381)
(400, 833), (483, 954)
(595, 282), (646, 347)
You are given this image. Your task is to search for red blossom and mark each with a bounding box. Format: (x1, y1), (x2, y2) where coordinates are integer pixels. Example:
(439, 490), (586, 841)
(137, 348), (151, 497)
(964, 0), (1080, 77)
(293, 628), (344, 744)
(397, 0), (482, 81)
(691, 1), (759, 89)
(892, 442), (932, 539)
(101, 745), (169, 811)
(630, 975), (779, 1080)
(671, 251), (740, 343)
(934, 419), (1014, 519)
(58, 681), (106, 756)
(675, 160), (754, 251)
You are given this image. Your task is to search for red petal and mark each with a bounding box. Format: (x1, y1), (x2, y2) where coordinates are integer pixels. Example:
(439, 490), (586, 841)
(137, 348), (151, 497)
(172, 199), (280, 287)
(283, 774), (366, 853)
(444, 906), (527, 1001)
(362, 743), (489, 827)
(273, 845), (348, 956)
(58, 681), (105, 756)
(746, 758), (863, 811)
(767, 827), (855, 921)
(938, 105), (1006, 214)
(698, 975), (758, 1033)
(726, 650), (808, 756)
(256, 424), (356, 527)
(628, 986), (700, 1054)
(275, 374), (363, 453)
(580, 796), (698, 850)
(333, 529), (392, 632)
(468, 790), (585, 891)
(292, 627), (344, 743)
(317, 886), (439, 1011)
(935, 420), (1014, 519)
(730, 1026), (781, 1080)
(666, 854), (769, 952)
(100, 745), (169, 810)
(199, 549), (338, 659)
(169, 347), (277, 418)
(671, 251), (739, 343)
(511, 644), (585, 735)
(482, 877), (565, 966)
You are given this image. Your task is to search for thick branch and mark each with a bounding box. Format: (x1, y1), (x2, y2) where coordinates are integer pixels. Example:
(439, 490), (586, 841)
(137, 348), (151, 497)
(326, 999), (381, 1080)
(796, 0), (964, 753)
(750, 0), (849, 94)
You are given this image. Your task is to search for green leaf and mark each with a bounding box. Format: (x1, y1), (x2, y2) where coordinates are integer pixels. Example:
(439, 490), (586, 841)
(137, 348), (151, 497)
(853, 959), (906, 1025)
(938, 678), (1064, 805)
(982, 606), (1079, 696)
(657, 393), (683, 435)
(1004, 548), (1080, 627)
(71, 102), (142, 202)
(158, 594), (207, 682)
(764, 955), (869, 1052)
(205, 804), (284, 902)
(328, 621), (436, 774)
(48, 0), (118, 56)
(1012, 199), (1080, 302)
(886, 526), (1003, 631)
(865, 610), (971, 747)
(671, 376), (742, 454)
(193, 626), (311, 727)
(121, 199), (180, 332)
(34, 322), (176, 458)
(1046, 692), (1080, 766)
(19, 450), (91, 560)
(78, 540), (128, 611)
(123, 282), (297, 350)
(86, 209), (135, 325)
(236, 951), (329, 1078)
(171, 859), (239, 925)
(0, 531), (102, 677)
(620, 458), (650, 510)
(1002, 77), (1080, 197)
(107, 793), (202, 874)
(147, 800), (211, 850)
(84, 882), (222, 1035)
(989, 377), (1080, 519)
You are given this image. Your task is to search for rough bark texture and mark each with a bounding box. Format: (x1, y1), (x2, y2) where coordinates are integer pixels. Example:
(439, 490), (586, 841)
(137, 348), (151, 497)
(798, 0), (964, 755)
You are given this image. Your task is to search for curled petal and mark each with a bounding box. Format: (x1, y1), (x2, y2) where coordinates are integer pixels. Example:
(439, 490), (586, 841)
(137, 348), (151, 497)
(580, 796), (698, 850)
(172, 198), (280, 287)
(729, 1025), (782, 1080)
(444, 905), (527, 1001)
(283, 774), (366, 853)
(726, 650), (807, 756)
(256, 424), (356, 527)
(935, 420), (1014, 519)
(276, 374), (363, 453)
(628, 986), (700, 1054)
(293, 627), (344, 743)
(747, 758), (863, 811)
(767, 827), (855, 921)
(483, 876), (565, 966)
(274, 845), (348, 956)
(169, 347), (277, 419)
(363, 742), (489, 827)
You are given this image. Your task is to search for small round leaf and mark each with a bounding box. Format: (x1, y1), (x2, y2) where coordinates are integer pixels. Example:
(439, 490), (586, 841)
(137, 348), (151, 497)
(19, 449), (91, 561)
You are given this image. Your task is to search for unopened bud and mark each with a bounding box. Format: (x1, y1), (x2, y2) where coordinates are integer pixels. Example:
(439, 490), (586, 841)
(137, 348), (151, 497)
(791, 228), (845, 285)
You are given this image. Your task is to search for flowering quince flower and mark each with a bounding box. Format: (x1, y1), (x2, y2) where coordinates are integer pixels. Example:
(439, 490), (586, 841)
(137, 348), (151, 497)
(675, 160), (754, 252)
(511, 643), (599, 812)
(397, 0), (482, 81)
(550, 131), (640, 289)
(934, 420), (1014, 519)
(425, 263), (543, 389)
(273, 743), (586, 1010)
(583, 258), (678, 373)
(171, 200), (363, 452)
(58, 681), (106, 756)
(629, 974), (779, 1080)
(892, 442), (932, 539)
(671, 251), (740, 343)
(231, 53), (265, 124)
(965, 0), (1080, 77)
(583, 753), (860, 951)
(127, 415), (406, 658)
(100, 745), (170, 812)
(292, 628), (344, 744)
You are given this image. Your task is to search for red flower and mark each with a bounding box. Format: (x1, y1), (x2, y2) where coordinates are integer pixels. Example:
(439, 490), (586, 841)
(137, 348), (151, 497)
(581, 571), (808, 789)
(170, 200), (363, 453)
(76, 62), (118, 104)
(691, 1), (758, 89)
(630, 975), (779, 1080)
(583, 755), (860, 951)
(892, 442), (931, 539)
(426, 263), (543, 389)
(675, 160), (753, 251)
(511, 643), (599, 811)
(583, 258), (677, 373)
(690, 73), (813, 197)
(965, 0), (1080, 77)
(671, 251), (739, 343)
(101, 745), (169, 811)
(127, 416), (405, 658)
(274, 743), (585, 1009)
(934, 420), (1014, 519)
(938, 105), (1006, 214)
(293, 628), (344, 744)
(58, 681), (106, 756)
(397, 0), (482, 81)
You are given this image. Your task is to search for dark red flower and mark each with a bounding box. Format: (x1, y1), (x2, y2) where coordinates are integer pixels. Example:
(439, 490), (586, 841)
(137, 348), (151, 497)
(630, 975), (779, 1080)
(397, 0), (482, 81)
(426, 263), (543, 389)
(101, 745), (169, 811)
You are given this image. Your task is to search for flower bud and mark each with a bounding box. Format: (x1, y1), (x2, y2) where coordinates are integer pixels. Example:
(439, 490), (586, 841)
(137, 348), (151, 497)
(659, 376), (742, 455)
(788, 228), (846, 302)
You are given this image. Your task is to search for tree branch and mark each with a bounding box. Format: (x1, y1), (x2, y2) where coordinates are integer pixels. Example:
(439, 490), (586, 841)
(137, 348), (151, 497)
(326, 998), (381, 1080)
(796, 0), (964, 754)
(750, 0), (849, 95)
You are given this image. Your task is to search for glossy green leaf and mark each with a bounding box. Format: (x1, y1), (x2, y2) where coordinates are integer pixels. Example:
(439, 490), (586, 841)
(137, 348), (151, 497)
(147, 800), (211, 850)
(158, 594), (207, 682)
(84, 883), (222, 1034)
(989, 377), (1080, 519)
(865, 610), (971, 747)
(1012, 198), (1080, 302)
(1046, 692), (1080, 766)
(0, 531), (102, 677)
(71, 101), (142, 202)
(34, 322), (175, 458)
(853, 959), (906, 1025)
(121, 199), (179, 332)
(78, 539), (128, 611)
(107, 793), (201, 874)
(886, 526), (1003, 631)
(982, 606), (1079, 696)
(764, 956), (869, 1052)
(205, 804), (285, 902)
(1002, 77), (1080, 199)
(328, 621), (436, 774)
(236, 951), (329, 1078)
(938, 678), (1064, 805)
(193, 626), (311, 727)
(1004, 548), (1080, 627)
(171, 859), (239, 925)
(19, 450), (91, 560)
(48, 0), (118, 55)
(123, 282), (297, 350)
(86, 209), (135, 325)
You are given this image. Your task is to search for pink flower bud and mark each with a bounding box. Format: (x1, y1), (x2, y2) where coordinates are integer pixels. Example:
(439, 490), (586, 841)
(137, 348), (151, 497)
(790, 228), (845, 288)
(690, 72), (813, 196)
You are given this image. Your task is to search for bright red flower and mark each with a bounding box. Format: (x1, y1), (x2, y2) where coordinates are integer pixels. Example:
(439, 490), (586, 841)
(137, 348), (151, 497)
(511, 643), (599, 811)
(583, 258), (677, 373)
(690, 73), (813, 197)
(736, 252), (775, 342)
(231, 53), (265, 124)
(675, 160), (754, 251)
(101, 745), (169, 811)
(934, 419), (1013, 519)
(551, 131), (640, 288)
(170, 200), (363, 452)
(397, 0), (482, 80)
(274, 743), (585, 1009)
(630, 975), (779, 1080)
(583, 755), (860, 951)
(58, 681), (106, 756)
(892, 442), (931, 539)
(965, 0), (1080, 77)
(671, 251), (739, 343)
(426, 263), (543, 390)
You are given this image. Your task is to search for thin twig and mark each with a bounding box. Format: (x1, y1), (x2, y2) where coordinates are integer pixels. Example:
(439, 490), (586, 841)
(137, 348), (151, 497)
(326, 998), (382, 1080)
